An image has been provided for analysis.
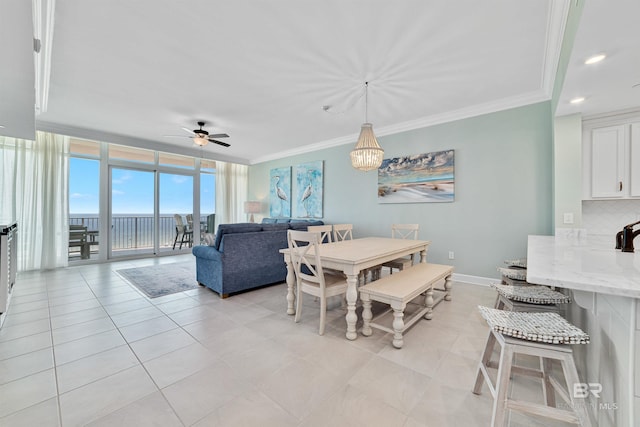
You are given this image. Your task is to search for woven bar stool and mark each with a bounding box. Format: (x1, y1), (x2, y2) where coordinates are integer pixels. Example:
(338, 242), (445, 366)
(498, 266), (528, 286)
(504, 258), (527, 268)
(473, 306), (592, 427)
(491, 283), (571, 314)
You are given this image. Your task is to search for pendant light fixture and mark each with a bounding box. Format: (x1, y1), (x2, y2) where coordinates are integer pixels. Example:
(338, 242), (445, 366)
(350, 81), (384, 171)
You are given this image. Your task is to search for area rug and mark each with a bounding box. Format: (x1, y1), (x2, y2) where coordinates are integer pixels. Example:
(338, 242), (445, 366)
(116, 262), (198, 298)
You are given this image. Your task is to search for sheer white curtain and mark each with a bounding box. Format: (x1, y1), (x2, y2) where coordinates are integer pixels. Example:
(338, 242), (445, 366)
(214, 161), (248, 227)
(0, 132), (70, 271)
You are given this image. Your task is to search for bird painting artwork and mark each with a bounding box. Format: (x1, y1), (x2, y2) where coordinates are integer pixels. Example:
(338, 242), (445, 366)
(270, 167), (291, 217)
(296, 161), (323, 218)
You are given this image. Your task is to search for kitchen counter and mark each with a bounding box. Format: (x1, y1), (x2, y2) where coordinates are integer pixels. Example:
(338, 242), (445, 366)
(527, 233), (638, 427)
(527, 234), (640, 298)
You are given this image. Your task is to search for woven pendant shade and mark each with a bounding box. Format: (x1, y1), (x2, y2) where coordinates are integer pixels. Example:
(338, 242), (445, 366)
(350, 123), (384, 171)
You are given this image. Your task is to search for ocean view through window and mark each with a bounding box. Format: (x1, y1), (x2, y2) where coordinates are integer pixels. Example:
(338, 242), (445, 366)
(69, 138), (216, 261)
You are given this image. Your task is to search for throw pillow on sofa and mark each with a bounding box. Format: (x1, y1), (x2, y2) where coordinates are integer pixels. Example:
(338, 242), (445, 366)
(203, 233), (216, 246)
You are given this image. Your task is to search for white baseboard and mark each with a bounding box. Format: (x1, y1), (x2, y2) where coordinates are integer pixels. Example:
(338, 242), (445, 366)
(451, 273), (495, 286)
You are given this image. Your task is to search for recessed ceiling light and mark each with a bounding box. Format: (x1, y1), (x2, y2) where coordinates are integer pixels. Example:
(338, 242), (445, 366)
(585, 54), (606, 65)
(570, 97), (585, 104)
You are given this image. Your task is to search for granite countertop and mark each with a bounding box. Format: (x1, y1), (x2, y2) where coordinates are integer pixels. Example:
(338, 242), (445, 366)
(527, 234), (640, 299)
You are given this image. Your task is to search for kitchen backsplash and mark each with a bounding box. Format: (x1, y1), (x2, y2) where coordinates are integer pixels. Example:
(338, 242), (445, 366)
(582, 200), (640, 236)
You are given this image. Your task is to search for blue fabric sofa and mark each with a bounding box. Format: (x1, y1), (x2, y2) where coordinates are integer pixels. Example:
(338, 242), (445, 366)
(192, 219), (323, 297)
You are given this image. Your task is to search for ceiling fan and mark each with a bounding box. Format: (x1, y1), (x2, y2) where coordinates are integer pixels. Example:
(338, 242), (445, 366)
(165, 121), (230, 147)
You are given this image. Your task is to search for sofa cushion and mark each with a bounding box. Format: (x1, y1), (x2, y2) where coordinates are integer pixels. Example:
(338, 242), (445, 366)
(289, 220), (324, 230)
(261, 218), (277, 224)
(261, 223), (291, 232)
(275, 218), (291, 223)
(213, 223), (263, 250)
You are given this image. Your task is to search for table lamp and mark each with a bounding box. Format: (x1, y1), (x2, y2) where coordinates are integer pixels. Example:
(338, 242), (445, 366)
(244, 201), (261, 223)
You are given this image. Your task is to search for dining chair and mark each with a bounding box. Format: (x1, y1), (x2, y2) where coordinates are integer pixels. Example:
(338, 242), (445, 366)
(382, 224), (420, 274)
(308, 225), (344, 279)
(332, 224), (353, 242)
(331, 224), (370, 283)
(307, 225), (333, 244)
(173, 214), (193, 249)
(288, 230), (348, 335)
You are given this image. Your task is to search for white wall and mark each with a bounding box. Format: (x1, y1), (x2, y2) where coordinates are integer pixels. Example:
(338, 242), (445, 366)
(248, 102), (554, 279)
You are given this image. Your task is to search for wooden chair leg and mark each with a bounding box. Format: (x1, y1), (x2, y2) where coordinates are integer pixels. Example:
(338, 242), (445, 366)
(491, 344), (515, 427)
(561, 353), (594, 427)
(444, 275), (453, 301)
(319, 295), (327, 335)
(391, 302), (405, 349)
(294, 285), (302, 324)
(542, 357), (556, 407)
(361, 294), (373, 336)
(424, 287), (434, 320)
(473, 330), (497, 395)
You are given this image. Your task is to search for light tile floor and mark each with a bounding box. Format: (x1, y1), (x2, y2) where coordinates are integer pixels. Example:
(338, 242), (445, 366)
(0, 255), (578, 426)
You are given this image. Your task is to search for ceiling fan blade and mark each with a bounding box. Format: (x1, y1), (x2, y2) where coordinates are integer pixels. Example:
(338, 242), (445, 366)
(181, 127), (196, 135)
(208, 133), (229, 139)
(164, 135), (192, 138)
(209, 139), (231, 147)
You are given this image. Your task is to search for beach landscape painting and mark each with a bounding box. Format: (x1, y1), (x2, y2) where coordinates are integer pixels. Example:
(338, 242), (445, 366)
(378, 150), (454, 203)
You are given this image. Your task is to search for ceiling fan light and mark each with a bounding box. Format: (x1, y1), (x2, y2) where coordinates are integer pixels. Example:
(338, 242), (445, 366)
(193, 136), (209, 146)
(350, 123), (384, 171)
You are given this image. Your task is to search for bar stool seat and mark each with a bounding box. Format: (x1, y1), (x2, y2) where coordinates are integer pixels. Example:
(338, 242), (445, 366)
(473, 306), (592, 426)
(504, 258), (527, 268)
(498, 266), (527, 282)
(491, 283), (571, 313)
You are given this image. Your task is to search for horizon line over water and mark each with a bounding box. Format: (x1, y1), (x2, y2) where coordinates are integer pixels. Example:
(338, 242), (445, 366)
(70, 213), (214, 217)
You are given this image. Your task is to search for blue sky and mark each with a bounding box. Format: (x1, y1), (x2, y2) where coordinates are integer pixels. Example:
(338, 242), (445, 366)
(69, 158), (215, 215)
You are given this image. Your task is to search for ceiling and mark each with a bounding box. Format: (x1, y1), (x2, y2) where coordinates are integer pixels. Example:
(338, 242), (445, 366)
(555, 0), (640, 117)
(1, 1), (638, 164)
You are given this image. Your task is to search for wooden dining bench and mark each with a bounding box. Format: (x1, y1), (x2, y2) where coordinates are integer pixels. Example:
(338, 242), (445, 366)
(359, 262), (454, 348)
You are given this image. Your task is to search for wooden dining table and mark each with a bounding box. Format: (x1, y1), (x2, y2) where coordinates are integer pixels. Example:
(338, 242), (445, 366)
(280, 237), (431, 340)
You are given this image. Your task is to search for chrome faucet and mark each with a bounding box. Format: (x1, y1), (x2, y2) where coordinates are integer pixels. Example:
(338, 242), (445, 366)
(617, 220), (640, 252)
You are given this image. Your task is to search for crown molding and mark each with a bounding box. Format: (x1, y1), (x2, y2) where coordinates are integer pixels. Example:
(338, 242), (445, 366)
(250, 89), (550, 165)
(541, 0), (571, 98)
(250, 3), (569, 166)
(33, 0), (56, 115)
(36, 121), (250, 165)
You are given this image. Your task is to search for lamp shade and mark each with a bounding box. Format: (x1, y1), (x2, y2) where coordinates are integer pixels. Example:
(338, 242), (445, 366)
(244, 201), (261, 214)
(350, 123), (384, 171)
(244, 201), (261, 223)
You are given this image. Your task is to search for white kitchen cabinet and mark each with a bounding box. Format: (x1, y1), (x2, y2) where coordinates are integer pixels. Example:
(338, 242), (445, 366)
(591, 125), (626, 198)
(630, 123), (640, 197)
(583, 114), (640, 199)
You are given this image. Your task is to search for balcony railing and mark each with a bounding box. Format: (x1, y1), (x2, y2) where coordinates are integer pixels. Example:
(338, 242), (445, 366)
(69, 215), (209, 258)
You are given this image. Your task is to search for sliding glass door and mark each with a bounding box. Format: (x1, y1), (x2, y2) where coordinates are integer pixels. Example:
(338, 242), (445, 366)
(159, 173), (194, 253)
(110, 167), (155, 257)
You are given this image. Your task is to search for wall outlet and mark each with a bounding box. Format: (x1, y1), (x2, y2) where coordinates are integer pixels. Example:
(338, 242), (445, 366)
(563, 213), (574, 224)
(448, 251), (454, 260)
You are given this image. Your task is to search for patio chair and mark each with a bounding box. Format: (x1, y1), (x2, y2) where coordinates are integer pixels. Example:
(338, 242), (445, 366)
(173, 214), (193, 249)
